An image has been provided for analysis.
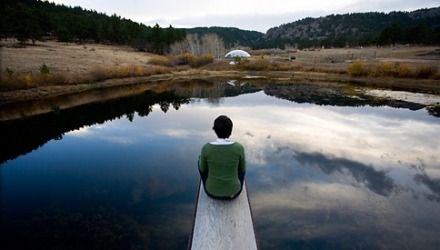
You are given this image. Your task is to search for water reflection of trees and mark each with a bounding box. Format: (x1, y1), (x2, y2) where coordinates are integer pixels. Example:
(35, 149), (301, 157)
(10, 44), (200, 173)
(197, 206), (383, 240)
(264, 84), (438, 117)
(427, 105), (440, 117)
(0, 80), (260, 165)
(174, 80), (261, 104)
(0, 90), (190, 165)
(2, 80), (437, 165)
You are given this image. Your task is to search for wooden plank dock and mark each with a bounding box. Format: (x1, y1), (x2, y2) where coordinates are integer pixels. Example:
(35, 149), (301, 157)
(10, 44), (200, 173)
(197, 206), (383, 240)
(189, 181), (258, 250)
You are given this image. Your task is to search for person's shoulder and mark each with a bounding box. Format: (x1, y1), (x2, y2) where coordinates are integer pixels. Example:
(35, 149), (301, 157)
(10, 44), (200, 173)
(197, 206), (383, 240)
(232, 142), (245, 150)
(201, 142), (213, 150)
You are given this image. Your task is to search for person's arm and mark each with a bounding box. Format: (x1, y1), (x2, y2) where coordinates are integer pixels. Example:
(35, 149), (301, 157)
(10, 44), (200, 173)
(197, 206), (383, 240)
(238, 145), (246, 182)
(199, 145), (209, 184)
(199, 145), (208, 173)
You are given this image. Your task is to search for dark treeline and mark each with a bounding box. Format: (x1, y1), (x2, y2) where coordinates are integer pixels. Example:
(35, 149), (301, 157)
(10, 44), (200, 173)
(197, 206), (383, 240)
(0, 0), (185, 54)
(262, 8), (440, 49)
(375, 22), (439, 47)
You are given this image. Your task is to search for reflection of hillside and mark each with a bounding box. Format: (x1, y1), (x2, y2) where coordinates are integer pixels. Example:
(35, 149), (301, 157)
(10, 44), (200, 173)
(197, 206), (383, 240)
(0, 81), (260, 165)
(427, 105), (440, 117)
(0, 91), (190, 165)
(174, 80), (261, 99)
(263, 84), (435, 115)
(2, 81), (437, 165)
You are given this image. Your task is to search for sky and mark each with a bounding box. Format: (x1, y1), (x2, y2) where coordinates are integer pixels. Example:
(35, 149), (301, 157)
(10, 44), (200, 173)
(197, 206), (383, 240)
(50, 0), (439, 33)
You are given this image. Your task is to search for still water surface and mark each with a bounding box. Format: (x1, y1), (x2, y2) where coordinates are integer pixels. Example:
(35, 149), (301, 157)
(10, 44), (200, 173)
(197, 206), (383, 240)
(1, 80), (439, 249)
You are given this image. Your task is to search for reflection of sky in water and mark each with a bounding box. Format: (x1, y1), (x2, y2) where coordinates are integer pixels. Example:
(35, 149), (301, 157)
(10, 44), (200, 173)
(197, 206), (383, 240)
(2, 90), (440, 249)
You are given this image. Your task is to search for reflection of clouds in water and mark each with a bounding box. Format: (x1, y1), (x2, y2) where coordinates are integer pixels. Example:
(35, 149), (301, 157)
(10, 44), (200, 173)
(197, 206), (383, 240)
(68, 123), (139, 144)
(366, 90), (440, 105)
(68, 125), (94, 137)
(130, 180), (195, 248)
(251, 182), (374, 214)
(252, 181), (392, 248)
(252, 181), (438, 249)
(295, 151), (394, 197)
(156, 128), (194, 138)
(213, 92), (440, 248)
(414, 174), (440, 202)
(103, 135), (138, 144)
(128, 177), (195, 248)
(131, 176), (187, 203)
(163, 91), (440, 204)
(222, 102), (440, 175)
(66, 91), (439, 202)
(248, 142), (395, 197)
(251, 170), (439, 249)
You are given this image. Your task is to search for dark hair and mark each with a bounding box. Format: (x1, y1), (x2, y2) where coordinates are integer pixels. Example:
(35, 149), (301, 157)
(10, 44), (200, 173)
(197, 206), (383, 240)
(213, 115), (233, 139)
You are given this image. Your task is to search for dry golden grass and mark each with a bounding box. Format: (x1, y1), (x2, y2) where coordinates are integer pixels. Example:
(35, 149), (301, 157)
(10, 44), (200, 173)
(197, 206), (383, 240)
(1, 64), (172, 91)
(347, 60), (440, 79)
(1, 70), (70, 91)
(148, 55), (173, 67)
(173, 53), (214, 68)
(1, 39), (151, 75)
(1, 39), (439, 93)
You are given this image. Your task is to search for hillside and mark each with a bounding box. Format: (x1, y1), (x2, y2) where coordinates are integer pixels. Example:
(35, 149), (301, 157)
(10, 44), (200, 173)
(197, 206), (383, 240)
(263, 7), (440, 48)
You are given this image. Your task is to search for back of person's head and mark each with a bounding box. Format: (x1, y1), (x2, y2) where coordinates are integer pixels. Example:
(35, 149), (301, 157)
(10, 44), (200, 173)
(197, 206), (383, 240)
(213, 115), (233, 139)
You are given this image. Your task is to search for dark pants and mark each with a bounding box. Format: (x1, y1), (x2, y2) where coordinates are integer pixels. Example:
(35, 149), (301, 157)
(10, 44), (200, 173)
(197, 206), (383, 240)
(199, 169), (245, 200)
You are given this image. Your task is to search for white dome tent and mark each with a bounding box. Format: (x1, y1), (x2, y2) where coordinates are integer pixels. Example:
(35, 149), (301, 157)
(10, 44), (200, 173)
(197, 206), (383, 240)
(225, 49), (251, 58)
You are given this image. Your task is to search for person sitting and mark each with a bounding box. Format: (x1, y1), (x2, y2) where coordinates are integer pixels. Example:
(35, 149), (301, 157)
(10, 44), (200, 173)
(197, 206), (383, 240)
(198, 115), (246, 200)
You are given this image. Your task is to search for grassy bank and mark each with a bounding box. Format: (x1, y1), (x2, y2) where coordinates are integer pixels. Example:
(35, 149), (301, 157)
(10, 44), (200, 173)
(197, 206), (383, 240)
(1, 64), (172, 91)
(2, 57), (439, 93)
(1, 40), (439, 99)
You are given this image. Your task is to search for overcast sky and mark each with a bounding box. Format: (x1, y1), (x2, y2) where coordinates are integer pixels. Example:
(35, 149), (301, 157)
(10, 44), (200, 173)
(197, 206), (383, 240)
(50, 0), (439, 33)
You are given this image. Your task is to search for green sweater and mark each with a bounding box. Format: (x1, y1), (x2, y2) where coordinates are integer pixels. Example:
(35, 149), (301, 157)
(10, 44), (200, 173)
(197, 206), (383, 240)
(199, 142), (246, 197)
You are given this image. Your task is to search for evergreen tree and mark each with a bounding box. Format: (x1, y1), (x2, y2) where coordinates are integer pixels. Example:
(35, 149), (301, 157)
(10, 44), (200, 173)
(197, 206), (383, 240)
(377, 23), (404, 46)
(151, 23), (164, 54)
(407, 23), (430, 45)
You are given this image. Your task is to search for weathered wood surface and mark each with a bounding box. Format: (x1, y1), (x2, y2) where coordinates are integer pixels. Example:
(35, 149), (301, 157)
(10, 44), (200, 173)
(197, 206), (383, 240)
(189, 182), (257, 250)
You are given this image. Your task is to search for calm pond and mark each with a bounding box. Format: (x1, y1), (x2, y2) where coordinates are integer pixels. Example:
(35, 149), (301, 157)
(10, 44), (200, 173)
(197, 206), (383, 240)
(1, 79), (440, 249)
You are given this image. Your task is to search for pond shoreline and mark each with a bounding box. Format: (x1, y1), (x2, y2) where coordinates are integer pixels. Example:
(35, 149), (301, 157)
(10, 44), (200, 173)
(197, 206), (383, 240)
(2, 70), (440, 105)
(1, 70), (440, 121)
(1, 40), (439, 120)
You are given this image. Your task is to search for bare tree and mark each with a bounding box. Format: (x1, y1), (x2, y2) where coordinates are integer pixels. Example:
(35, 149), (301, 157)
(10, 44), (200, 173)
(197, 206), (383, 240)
(170, 33), (225, 58)
(187, 33), (201, 55)
(169, 39), (188, 54)
(201, 33), (225, 59)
